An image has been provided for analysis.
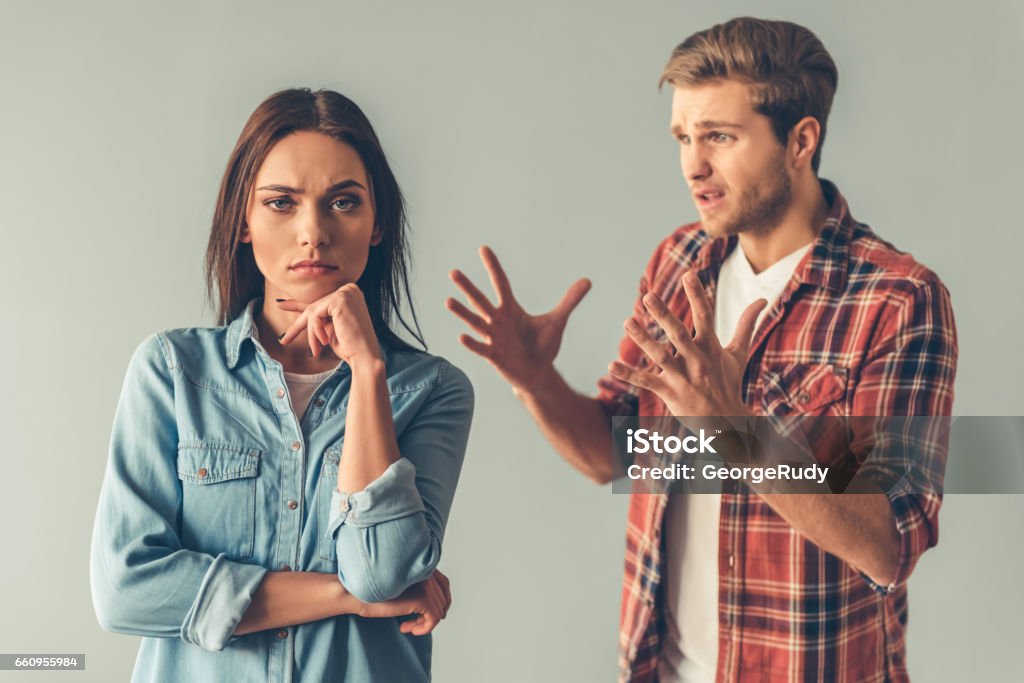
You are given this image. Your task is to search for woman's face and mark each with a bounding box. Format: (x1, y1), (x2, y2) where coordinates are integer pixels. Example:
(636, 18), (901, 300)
(242, 131), (378, 304)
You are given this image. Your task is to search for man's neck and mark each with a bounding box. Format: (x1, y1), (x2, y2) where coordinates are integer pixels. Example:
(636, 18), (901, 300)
(738, 179), (829, 274)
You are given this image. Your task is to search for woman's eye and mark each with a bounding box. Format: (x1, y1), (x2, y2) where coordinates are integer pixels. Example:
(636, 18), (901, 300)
(332, 197), (360, 212)
(266, 198), (293, 211)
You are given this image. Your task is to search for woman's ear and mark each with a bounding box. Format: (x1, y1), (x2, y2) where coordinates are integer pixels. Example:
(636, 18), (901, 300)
(370, 226), (383, 246)
(239, 221), (252, 244)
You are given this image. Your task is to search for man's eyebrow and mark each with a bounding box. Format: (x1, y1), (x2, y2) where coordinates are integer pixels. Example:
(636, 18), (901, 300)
(670, 120), (744, 135)
(694, 120), (743, 129)
(255, 180), (367, 193)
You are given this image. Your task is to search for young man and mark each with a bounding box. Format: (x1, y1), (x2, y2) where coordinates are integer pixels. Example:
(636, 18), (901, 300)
(446, 17), (957, 683)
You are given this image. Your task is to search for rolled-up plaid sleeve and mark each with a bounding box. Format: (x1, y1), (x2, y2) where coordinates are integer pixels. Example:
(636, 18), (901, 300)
(850, 278), (958, 594)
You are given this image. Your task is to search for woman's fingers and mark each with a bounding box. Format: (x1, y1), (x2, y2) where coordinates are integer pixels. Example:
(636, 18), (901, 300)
(279, 312), (310, 345)
(399, 617), (421, 634)
(400, 593), (435, 635)
(386, 576), (450, 636)
(410, 615), (434, 636)
(312, 315), (331, 347)
(424, 575), (443, 614)
(422, 578), (445, 633)
(305, 317), (321, 358)
(275, 299), (307, 313)
(278, 300), (336, 352)
(434, 571), (452, 617)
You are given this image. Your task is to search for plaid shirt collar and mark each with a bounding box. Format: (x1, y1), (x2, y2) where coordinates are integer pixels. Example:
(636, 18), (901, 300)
(692, 179), (853, 295)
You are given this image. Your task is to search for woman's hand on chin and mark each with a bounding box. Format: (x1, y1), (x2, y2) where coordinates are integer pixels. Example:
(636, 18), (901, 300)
(276, 284), (383, 369)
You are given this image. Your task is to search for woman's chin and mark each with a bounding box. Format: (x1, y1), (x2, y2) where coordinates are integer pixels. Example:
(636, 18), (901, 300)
(267, 276), (352, 303)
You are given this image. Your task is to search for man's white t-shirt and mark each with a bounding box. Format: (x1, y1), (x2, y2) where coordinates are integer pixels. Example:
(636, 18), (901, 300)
(657, 240), (812, 683)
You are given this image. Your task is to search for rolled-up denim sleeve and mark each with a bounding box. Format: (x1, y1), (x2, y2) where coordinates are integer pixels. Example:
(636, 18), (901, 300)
(329, 362), (474, 602)
(848, 280), (957, 594)
(89, 334), (268, 650)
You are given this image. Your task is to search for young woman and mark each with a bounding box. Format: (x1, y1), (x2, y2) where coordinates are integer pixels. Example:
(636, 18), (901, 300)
(90, 88), (473, 682)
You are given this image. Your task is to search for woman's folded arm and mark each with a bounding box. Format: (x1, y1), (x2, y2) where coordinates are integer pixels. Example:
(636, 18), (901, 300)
(330, 362), (474, 602)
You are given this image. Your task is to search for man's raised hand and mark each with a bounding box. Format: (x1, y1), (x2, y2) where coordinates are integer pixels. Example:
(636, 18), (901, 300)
(445, 246), (590, 392)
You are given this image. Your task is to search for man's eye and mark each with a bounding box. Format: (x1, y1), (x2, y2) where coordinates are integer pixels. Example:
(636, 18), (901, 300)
(712, 133), (731, 143)
(678, 135), (691, 145)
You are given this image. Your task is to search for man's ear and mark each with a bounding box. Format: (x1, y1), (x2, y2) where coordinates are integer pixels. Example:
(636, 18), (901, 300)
(789, 116), (821, 171)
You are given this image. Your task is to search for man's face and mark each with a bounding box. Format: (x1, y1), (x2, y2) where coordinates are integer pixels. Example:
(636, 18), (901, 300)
(670, 80), (793, 237)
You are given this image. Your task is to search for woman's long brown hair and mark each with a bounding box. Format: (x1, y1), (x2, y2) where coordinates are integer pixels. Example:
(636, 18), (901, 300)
(204, 88), (425, 352)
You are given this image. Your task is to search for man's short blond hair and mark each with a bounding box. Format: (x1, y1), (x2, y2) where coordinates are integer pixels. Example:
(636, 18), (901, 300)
(661, 17), (838, 172)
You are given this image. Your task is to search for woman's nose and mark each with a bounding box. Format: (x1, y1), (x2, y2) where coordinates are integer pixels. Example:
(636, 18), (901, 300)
(296, 208), (330, 247)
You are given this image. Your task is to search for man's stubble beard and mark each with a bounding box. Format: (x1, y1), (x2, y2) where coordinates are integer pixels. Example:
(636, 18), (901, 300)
(706, 153), (792, 238)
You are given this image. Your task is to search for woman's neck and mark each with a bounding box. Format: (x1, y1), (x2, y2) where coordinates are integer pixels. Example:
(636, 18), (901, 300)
(254, 299), (341, 374)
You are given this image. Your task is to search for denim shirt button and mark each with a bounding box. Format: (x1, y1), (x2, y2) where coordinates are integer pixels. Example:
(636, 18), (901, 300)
(276, 388), (286, 398)
(287, 499), (298, 510)
(290, 441), (301, 451)
(276, 630), (288, 639)
(280, 564), (292, 571)
(314, 398), (325, 407)
(196, 468), (208, 479)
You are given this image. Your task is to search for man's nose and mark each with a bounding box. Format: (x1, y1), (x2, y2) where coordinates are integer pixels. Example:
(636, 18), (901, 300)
(681, 145), (712, 183)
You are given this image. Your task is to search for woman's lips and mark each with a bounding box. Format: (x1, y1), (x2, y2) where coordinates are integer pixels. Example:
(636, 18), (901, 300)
(289, 264), (338, 277)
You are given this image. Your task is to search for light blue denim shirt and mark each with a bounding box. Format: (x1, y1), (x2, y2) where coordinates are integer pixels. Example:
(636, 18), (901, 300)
(90, 299), (473, 682)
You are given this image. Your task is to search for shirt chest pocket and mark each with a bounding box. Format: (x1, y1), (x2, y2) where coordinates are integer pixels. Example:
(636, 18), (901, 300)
(316, 448), (341, 563)
(760, 363), (849, 416)
(177, 442), (261, 561)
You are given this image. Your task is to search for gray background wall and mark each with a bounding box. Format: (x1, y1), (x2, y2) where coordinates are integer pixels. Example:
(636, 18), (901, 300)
(1, 0), (1021, 681)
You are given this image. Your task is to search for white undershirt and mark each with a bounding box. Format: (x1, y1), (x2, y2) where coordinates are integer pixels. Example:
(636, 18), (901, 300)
(250, 323), (336, 420)
(658, 240), (812, 683)
(283, 369), (335, 420)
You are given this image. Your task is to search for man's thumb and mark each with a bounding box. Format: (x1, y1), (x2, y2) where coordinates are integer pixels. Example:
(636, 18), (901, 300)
(554, 278), (592, 319)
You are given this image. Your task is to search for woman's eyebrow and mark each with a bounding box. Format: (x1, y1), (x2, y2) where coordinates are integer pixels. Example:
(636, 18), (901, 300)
(326, 180), (367, 193)
(255, 180), (367, 194)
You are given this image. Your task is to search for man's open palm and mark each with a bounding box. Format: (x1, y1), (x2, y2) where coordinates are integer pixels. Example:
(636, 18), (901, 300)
(445, 246), (591, 392)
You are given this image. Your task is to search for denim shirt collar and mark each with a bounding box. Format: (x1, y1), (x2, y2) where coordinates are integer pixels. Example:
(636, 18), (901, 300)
(224, 298), (389, 370)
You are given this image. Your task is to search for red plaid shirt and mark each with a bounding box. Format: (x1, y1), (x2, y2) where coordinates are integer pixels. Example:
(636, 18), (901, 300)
(596, 181), (958, 683)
